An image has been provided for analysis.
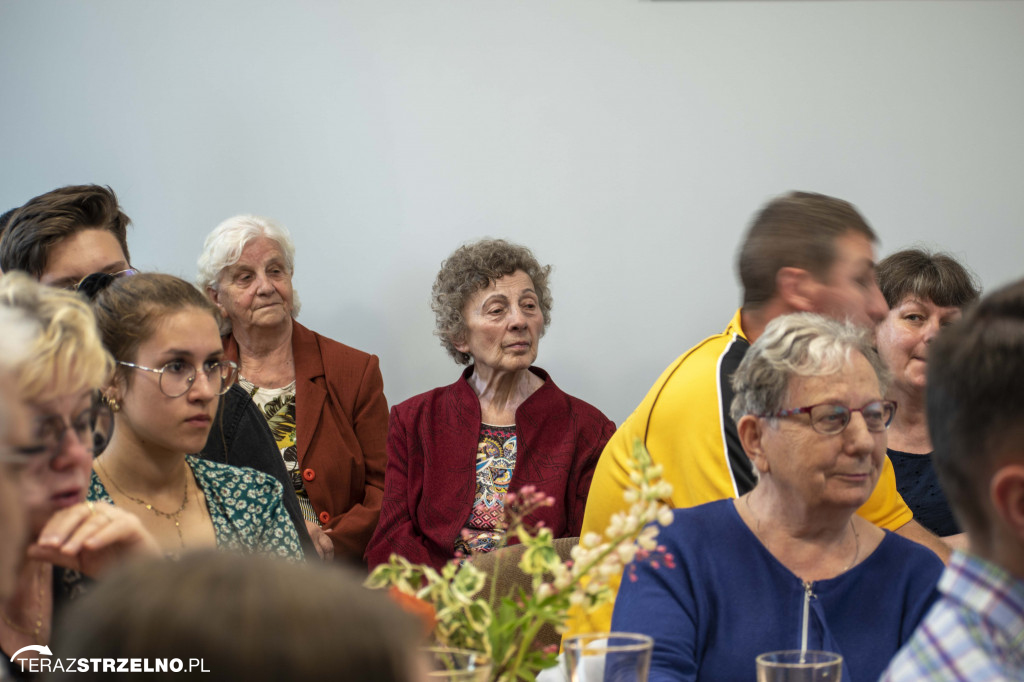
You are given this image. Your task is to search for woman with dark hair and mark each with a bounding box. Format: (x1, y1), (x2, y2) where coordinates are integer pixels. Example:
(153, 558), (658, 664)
(89, 273), (303, 559)
(366, 239), (615, 569)
(876, 249), (980, 545)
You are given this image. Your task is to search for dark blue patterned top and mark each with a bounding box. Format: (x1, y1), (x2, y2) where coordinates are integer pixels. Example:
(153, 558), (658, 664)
(889, 448), (961, 537)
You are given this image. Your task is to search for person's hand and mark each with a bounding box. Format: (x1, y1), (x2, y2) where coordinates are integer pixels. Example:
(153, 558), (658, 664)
(26, 500), (162, 576)
(305, 520), (334, 561)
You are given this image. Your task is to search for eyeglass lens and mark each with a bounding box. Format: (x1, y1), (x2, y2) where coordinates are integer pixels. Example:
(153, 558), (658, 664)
(809, 401), (894, 434)
(159, 361), (237, 398)
(33, 399), (114, 460)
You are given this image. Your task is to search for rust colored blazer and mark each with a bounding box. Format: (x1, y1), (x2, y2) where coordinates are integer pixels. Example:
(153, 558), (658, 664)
(224, 320), (389, 561)
(365, 366), (615, 570)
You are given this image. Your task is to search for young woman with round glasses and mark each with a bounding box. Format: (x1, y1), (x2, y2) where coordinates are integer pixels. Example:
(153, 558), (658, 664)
(88, 273), (303, 560)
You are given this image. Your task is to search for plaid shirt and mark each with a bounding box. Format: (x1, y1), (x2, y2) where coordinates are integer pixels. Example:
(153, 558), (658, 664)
(881, 551), (1024, 682)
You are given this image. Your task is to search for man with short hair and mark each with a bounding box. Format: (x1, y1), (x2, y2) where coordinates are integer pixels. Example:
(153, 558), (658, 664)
(0, 185), (132, 288)
(881, 278), (1024, 681)
(0, 184), (318, 558)
(568, 191), (950, 635)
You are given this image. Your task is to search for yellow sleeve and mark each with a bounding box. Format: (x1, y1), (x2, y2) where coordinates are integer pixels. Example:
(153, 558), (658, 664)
(563, 416), (641, 636)
(565, 335), (740, 637)
(856, 454), (913, 530)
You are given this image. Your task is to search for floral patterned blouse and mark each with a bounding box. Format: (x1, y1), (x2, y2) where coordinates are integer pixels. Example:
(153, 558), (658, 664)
(88, 455), (304, 560)
(454, 423), (518, 556)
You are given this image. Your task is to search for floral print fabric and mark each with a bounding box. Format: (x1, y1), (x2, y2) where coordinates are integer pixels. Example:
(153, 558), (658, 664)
(88, 455), (304, 560)
(455, 424), (517, 556)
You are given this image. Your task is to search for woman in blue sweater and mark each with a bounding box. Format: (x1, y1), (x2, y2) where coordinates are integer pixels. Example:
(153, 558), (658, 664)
(612, 313), (943, 682)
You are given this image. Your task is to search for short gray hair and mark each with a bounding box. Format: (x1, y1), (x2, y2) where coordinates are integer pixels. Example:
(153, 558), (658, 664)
(196, 215), (301, 330)
(730, 313), (890, 423)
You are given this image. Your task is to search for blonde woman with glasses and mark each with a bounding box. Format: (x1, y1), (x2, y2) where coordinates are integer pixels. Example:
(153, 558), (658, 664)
(0, 273), (159, 677)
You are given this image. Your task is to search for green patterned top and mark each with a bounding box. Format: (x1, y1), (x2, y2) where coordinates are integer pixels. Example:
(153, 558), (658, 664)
(88, 455), (304, 561)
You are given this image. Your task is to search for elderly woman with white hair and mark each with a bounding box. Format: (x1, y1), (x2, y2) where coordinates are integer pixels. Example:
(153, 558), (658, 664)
(612, 313), (944, 682)
(198, 216), (388, 563)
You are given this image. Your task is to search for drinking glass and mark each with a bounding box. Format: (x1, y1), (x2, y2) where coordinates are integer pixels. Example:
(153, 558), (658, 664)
(756, 650), (843, 682)
(421, 646), (491, 681)
(563, 632), (653, 682)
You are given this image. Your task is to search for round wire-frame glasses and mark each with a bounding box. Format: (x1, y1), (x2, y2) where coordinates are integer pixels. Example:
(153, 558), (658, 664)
(117, 359), (239, 398)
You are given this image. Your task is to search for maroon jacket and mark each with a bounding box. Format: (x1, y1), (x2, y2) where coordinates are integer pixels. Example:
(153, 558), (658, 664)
(365, 366), (614, 569)
(224, 321), (389, 561)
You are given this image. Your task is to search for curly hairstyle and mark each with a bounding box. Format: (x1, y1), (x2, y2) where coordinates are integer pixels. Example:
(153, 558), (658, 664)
(431, 239), (553, 365)
(0, 272), (114, 403)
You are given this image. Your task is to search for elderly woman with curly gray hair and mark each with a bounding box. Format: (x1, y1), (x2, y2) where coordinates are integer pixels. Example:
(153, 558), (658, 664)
(366, 239), (614, 569)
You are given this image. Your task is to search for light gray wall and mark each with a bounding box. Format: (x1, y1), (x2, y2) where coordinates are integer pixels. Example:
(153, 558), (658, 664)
(2, 0), (1022, 423)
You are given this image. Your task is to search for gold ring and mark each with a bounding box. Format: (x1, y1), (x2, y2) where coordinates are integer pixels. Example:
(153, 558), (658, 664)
(86, 500), (96, 514)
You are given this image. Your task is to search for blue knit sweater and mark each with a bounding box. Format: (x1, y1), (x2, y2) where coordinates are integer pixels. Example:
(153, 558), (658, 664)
(611, 499), (942, 682)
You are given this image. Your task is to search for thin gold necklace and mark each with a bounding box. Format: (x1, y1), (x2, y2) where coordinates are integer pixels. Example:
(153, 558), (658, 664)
(744, 494), (860, 572)
(97, 457), (189, 549)
(0, 564), (46, 643)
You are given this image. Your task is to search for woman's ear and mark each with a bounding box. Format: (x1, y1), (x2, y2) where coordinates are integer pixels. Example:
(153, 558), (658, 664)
(206, 286), (227, 317)
(990, 463), (1024, 544)
(737, 415), (769, 475)
(452, 333), (469, 354)
(104, 372), (128, 408)
(102, 388), (121, 413)
(776, 267), (818, 313)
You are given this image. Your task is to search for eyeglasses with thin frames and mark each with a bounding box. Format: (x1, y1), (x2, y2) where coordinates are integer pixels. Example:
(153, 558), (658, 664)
(117, 359), (238, 398)
(760, 400), (897, 436)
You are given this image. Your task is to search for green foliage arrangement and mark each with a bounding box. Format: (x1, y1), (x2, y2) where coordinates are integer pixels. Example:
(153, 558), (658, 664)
(366, 440), (674, 682)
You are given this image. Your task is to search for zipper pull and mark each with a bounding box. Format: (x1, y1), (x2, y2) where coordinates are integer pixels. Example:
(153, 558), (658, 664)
(801, 580), (815, 656)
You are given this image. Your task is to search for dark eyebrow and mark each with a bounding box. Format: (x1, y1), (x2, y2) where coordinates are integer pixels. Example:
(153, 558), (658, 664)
(51, 277), (80, 289)
(100, 259), (129, 272)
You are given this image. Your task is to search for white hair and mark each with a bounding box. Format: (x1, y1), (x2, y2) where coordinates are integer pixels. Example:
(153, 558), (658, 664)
(730, 312), (891, 423)
(196, 215), (302, 330)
